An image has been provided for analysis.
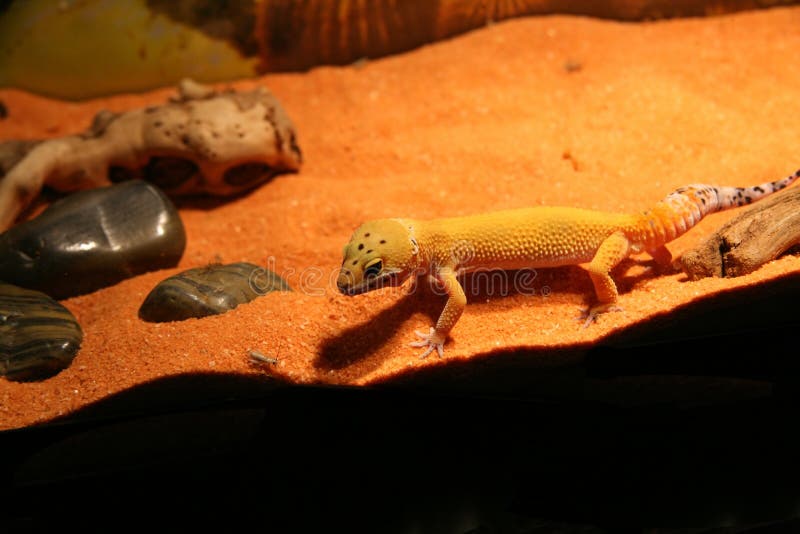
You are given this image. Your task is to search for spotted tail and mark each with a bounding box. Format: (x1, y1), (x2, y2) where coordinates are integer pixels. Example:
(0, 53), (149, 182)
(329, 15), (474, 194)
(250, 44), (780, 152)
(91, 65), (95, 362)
(641, 169), (800, 244)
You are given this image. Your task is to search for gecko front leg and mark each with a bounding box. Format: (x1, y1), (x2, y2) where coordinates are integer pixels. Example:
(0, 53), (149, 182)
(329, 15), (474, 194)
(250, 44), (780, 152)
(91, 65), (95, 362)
(410, 267), (466, 358)
(410, 327), (446, 358)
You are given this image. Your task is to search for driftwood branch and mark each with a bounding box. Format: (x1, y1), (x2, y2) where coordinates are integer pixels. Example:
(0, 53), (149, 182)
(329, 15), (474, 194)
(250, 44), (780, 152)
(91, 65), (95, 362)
(680, 186), (800, 280)
(0, 79), (302, 232)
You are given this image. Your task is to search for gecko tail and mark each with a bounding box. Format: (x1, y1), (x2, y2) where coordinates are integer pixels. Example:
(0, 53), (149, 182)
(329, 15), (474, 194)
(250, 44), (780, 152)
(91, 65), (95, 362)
(645, 168), (800, 242)
(671, 168), (800, 213)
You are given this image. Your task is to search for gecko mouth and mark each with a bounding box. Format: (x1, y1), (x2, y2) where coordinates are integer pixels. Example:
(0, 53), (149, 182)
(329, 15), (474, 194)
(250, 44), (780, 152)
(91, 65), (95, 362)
(339, 271), (400, 296)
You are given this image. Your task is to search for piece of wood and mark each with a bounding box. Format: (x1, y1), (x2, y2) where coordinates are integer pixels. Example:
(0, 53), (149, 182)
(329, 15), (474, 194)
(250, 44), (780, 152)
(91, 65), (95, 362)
(0, 80), (302, 232)
(680, 187), (800, 279)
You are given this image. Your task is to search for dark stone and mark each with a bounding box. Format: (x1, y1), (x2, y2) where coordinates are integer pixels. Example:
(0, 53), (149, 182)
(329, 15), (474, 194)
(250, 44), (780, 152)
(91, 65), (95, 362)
(0, 281), (83, 381)
(0, 180), (186, 299)
(139, 262), (291, 322)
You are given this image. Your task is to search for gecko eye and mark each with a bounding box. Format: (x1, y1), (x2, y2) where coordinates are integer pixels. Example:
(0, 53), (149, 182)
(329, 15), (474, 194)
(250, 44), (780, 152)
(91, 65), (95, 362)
(364, 260), (383, 279)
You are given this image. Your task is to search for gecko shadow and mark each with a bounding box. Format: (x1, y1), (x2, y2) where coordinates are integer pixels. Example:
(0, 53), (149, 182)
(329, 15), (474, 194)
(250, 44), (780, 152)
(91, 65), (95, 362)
(316, 263), (649, 373)
(612, 257), (672, 294)
(317, 268), (571, 372)
(363, 270), (800, 410)
(462, 259), (662, 310)
(316, 287), (441, 371)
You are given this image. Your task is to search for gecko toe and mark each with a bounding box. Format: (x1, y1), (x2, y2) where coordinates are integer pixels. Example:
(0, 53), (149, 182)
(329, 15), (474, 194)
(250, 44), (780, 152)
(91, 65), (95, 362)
(419, 345), (436, 359)
(579, 304), (623, 328)
(413, 329), (432, 340)
(409, 327), (445, 358)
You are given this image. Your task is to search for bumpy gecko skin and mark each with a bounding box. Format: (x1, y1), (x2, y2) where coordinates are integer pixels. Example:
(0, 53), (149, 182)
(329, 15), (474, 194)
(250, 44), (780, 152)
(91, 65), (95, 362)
(337, 170), (800, 358)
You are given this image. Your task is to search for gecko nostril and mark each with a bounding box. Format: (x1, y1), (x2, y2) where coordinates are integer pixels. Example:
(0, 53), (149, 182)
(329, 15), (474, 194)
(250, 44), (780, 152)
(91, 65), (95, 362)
(336, 275), (350, 293)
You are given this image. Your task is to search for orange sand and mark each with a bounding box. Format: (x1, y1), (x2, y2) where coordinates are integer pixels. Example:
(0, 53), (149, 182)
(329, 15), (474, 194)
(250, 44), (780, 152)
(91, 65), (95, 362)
(2, 7), (800, 430)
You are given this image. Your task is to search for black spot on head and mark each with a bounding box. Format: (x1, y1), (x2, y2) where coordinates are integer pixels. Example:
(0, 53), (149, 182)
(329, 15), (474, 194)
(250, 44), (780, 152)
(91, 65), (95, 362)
(380, 240), (386, 244)
(364, 233), (370, 237)
(352, 260), (358, 266)
(358, 244), (364, 250)
(366, 249), (373, 254)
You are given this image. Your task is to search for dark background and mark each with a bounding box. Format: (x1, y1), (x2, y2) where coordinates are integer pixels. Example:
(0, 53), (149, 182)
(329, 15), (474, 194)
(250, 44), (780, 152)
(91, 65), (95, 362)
(3, 318), (800, 533)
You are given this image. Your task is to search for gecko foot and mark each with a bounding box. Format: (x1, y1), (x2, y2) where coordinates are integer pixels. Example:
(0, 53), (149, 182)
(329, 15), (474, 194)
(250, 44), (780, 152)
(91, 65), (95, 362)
(409, 327), (446, 358)
(578, 303), (623, 328)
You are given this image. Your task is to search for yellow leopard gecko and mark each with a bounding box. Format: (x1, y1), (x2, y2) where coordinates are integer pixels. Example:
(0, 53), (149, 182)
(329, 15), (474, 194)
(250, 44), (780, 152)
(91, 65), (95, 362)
(337, 170), (800, 357)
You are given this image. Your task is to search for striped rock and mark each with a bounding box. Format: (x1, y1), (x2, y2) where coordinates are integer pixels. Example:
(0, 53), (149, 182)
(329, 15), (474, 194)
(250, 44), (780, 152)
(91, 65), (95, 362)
(0, 282), (83, 381)
(139, 262), (291, 322)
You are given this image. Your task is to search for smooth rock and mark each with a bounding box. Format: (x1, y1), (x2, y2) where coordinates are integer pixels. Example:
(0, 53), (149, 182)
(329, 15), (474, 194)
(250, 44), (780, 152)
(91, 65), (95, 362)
(0, 180), (186, 299)
(139, 262), (291, 322)
(0, 281), (83, 381)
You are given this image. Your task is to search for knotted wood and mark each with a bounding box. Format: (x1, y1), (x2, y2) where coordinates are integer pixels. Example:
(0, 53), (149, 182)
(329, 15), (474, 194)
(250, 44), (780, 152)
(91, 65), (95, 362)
(680, 187), (800, 279)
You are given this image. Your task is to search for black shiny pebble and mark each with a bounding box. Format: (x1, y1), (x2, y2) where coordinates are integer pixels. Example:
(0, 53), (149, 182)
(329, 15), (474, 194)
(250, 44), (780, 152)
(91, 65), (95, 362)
(0, 180), (186, 299)
(0, 281), (83, 381)
(139, 262), (291, 322)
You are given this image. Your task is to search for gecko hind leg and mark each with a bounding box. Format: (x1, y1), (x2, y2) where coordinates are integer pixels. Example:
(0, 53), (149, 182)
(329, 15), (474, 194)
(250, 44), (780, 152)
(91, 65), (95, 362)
(579, 231), (630, 328)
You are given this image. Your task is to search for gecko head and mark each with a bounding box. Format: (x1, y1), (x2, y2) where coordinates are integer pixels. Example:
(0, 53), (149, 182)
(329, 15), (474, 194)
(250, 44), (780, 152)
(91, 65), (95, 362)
(337, 219), (418, 296)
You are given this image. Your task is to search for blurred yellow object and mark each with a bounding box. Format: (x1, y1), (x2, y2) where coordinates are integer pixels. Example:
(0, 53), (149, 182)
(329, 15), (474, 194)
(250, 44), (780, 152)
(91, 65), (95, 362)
(0, 0), (258, 100)
(2, 0), (797, 101)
